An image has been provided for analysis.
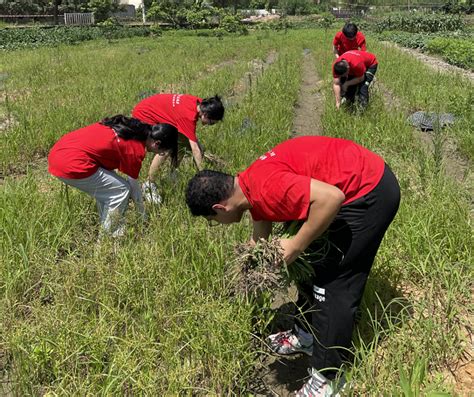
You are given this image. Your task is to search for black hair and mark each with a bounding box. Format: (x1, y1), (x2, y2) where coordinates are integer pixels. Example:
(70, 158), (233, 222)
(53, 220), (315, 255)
(334, 61), (349, 76)
(199, 95), (225, 121)
(150, 123), (179, 166)
(342, 23), (358, 39)
(185, 169), (234, 216)
(100, 115), (151, 141)
(101, 115), (178, 162)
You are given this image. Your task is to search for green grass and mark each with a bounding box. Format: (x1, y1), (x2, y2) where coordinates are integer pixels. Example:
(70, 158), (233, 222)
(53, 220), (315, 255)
(1, 29), (473, 395)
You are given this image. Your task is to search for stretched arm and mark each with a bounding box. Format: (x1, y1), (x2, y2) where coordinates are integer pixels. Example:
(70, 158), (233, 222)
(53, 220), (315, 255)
(189, 140), (203, 171)
(280, 179), (345, 264)
(251, 220), (273, 245)
(333, 45), (339, 58)
(333, 78), (342, 109)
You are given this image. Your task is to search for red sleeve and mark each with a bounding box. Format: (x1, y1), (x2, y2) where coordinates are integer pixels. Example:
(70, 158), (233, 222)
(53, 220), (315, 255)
(177, 117), (198, 142)
(252, 172), (311, 221)
(333, 32), (341, 46)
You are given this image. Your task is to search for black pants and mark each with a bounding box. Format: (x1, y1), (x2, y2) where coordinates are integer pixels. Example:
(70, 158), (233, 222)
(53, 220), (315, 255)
(295, 164), (400, 378)
(342, 65), (378, 108)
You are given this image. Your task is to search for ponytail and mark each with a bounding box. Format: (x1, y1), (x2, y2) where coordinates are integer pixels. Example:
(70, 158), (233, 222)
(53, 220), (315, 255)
(100, 115), (151, 141)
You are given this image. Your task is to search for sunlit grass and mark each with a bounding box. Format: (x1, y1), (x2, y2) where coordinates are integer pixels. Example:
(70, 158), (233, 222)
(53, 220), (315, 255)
(1, 29), (472, 395)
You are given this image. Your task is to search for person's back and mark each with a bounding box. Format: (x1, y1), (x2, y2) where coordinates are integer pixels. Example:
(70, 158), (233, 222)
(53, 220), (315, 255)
(132, 93), (201, 142)
(48, 123), (146, 180)
(238, 136), (385, 221)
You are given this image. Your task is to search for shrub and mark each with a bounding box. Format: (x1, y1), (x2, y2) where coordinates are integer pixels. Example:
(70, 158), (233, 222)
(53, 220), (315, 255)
(278, 0), (313, 16)
(0, 26), (151, 51)
(425, 37), (474, 70)
(218, 14), (248, 35)
(374, 12), (464, 33)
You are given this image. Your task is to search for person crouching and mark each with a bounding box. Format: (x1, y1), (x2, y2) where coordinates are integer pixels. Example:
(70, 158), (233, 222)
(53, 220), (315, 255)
(48, 115), (178, 237)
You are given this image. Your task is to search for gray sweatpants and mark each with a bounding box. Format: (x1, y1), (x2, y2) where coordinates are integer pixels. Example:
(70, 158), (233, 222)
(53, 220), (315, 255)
(58, 168), (142, 236)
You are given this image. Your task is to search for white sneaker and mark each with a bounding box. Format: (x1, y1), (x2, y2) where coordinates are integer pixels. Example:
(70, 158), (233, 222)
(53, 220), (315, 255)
(267, 325), (313, 356)
(142, 181), (162, 204)
(295, 368), (344, 397)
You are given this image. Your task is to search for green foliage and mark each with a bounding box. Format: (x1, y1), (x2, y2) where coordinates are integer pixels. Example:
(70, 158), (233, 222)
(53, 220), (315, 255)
(0, 26), (151, 51)
(218, 13), (248, 35)
(255, 17), (293, 32)
(441, 0), (473, 14)
(316, 12), (336, 30)
(425, 37), (474, 69)
(149, 23), (163, 37)
(377, 31), (474, 70)
(87, 0), (120, 22)
(377, 31), (432, 50)
(278, 0), (313, 16)
(374, 12), (464, 33)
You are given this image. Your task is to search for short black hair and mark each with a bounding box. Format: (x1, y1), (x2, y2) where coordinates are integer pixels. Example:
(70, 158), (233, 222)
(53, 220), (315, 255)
(342, 23), (358, 39)
(200, 95), (225, 121)
(334, 61), (349, 76)
(185, 170), (234, 216)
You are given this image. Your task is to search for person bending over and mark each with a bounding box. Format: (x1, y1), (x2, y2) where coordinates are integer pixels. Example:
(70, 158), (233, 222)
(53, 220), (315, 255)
(48, 115), (178, 237)
(132, 93), (224, 203)
(333, 22), (367, 58)
(185, 136), (400, 396)
(333, 50), (378, 110)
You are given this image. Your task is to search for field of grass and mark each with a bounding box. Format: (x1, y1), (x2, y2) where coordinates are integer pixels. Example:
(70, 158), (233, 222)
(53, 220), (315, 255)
(1, 29), (472, 395)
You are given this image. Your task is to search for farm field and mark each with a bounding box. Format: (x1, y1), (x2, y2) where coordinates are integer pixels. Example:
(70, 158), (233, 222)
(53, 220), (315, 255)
(1, 29), (473, 395)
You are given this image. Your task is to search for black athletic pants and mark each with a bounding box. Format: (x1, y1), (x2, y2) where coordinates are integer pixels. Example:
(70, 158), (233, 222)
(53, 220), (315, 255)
(342, 65), (378, 108)
(295, 164), (400, 379)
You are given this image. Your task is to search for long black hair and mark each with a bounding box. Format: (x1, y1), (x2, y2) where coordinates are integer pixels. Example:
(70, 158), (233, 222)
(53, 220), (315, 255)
(100, 115), (178, 163)
(100, 115), (151, 141)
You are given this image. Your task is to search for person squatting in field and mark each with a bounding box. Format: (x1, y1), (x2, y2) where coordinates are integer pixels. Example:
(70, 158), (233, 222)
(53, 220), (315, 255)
(333, 50), (378, 110)
(333, 22), (367, 58)
(48, 115), (178, 237)
(132, 93), (225, 204)
(185, 136), (400, 396)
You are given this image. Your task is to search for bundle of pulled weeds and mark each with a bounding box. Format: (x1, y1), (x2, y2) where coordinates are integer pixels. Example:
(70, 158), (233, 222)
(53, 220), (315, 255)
(229, 238), (288, 299)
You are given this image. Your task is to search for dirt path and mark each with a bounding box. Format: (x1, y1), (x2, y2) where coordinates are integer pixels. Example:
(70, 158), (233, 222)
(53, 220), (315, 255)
(380, 41), (474, 82)
(250, 49), (324, 397)
(292, 49), (324, 137)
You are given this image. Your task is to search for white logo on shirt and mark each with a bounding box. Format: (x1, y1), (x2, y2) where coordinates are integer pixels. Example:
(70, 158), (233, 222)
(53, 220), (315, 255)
(172, 94), (182, 107)
(259, 150), (276, 161)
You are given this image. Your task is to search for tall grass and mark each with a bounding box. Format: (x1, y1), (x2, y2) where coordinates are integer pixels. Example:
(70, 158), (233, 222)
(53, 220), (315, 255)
(1, 29), (472, 395)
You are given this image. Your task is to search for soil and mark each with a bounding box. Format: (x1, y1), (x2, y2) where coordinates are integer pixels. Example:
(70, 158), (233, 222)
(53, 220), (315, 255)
(292, 49), (324, 137)
(380, 41), (474, 82)
(249, 49), (324, 396)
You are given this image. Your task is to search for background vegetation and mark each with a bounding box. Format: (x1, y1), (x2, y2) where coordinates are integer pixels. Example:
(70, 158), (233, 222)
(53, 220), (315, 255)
(1, 20), (472, 397)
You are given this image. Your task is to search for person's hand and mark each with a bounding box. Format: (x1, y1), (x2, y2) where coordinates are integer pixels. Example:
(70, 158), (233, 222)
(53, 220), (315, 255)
(336, 101), (341, 110)
(279, 238), (303, 265)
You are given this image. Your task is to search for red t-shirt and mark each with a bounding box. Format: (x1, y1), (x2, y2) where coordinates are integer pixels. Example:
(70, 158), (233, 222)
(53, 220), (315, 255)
(132, 94), (201, 142)
(237, 136), (385, 222)
(48, 123), (146, 179)
(333, 50), (378, 78)
(333, 31), (367, 56)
